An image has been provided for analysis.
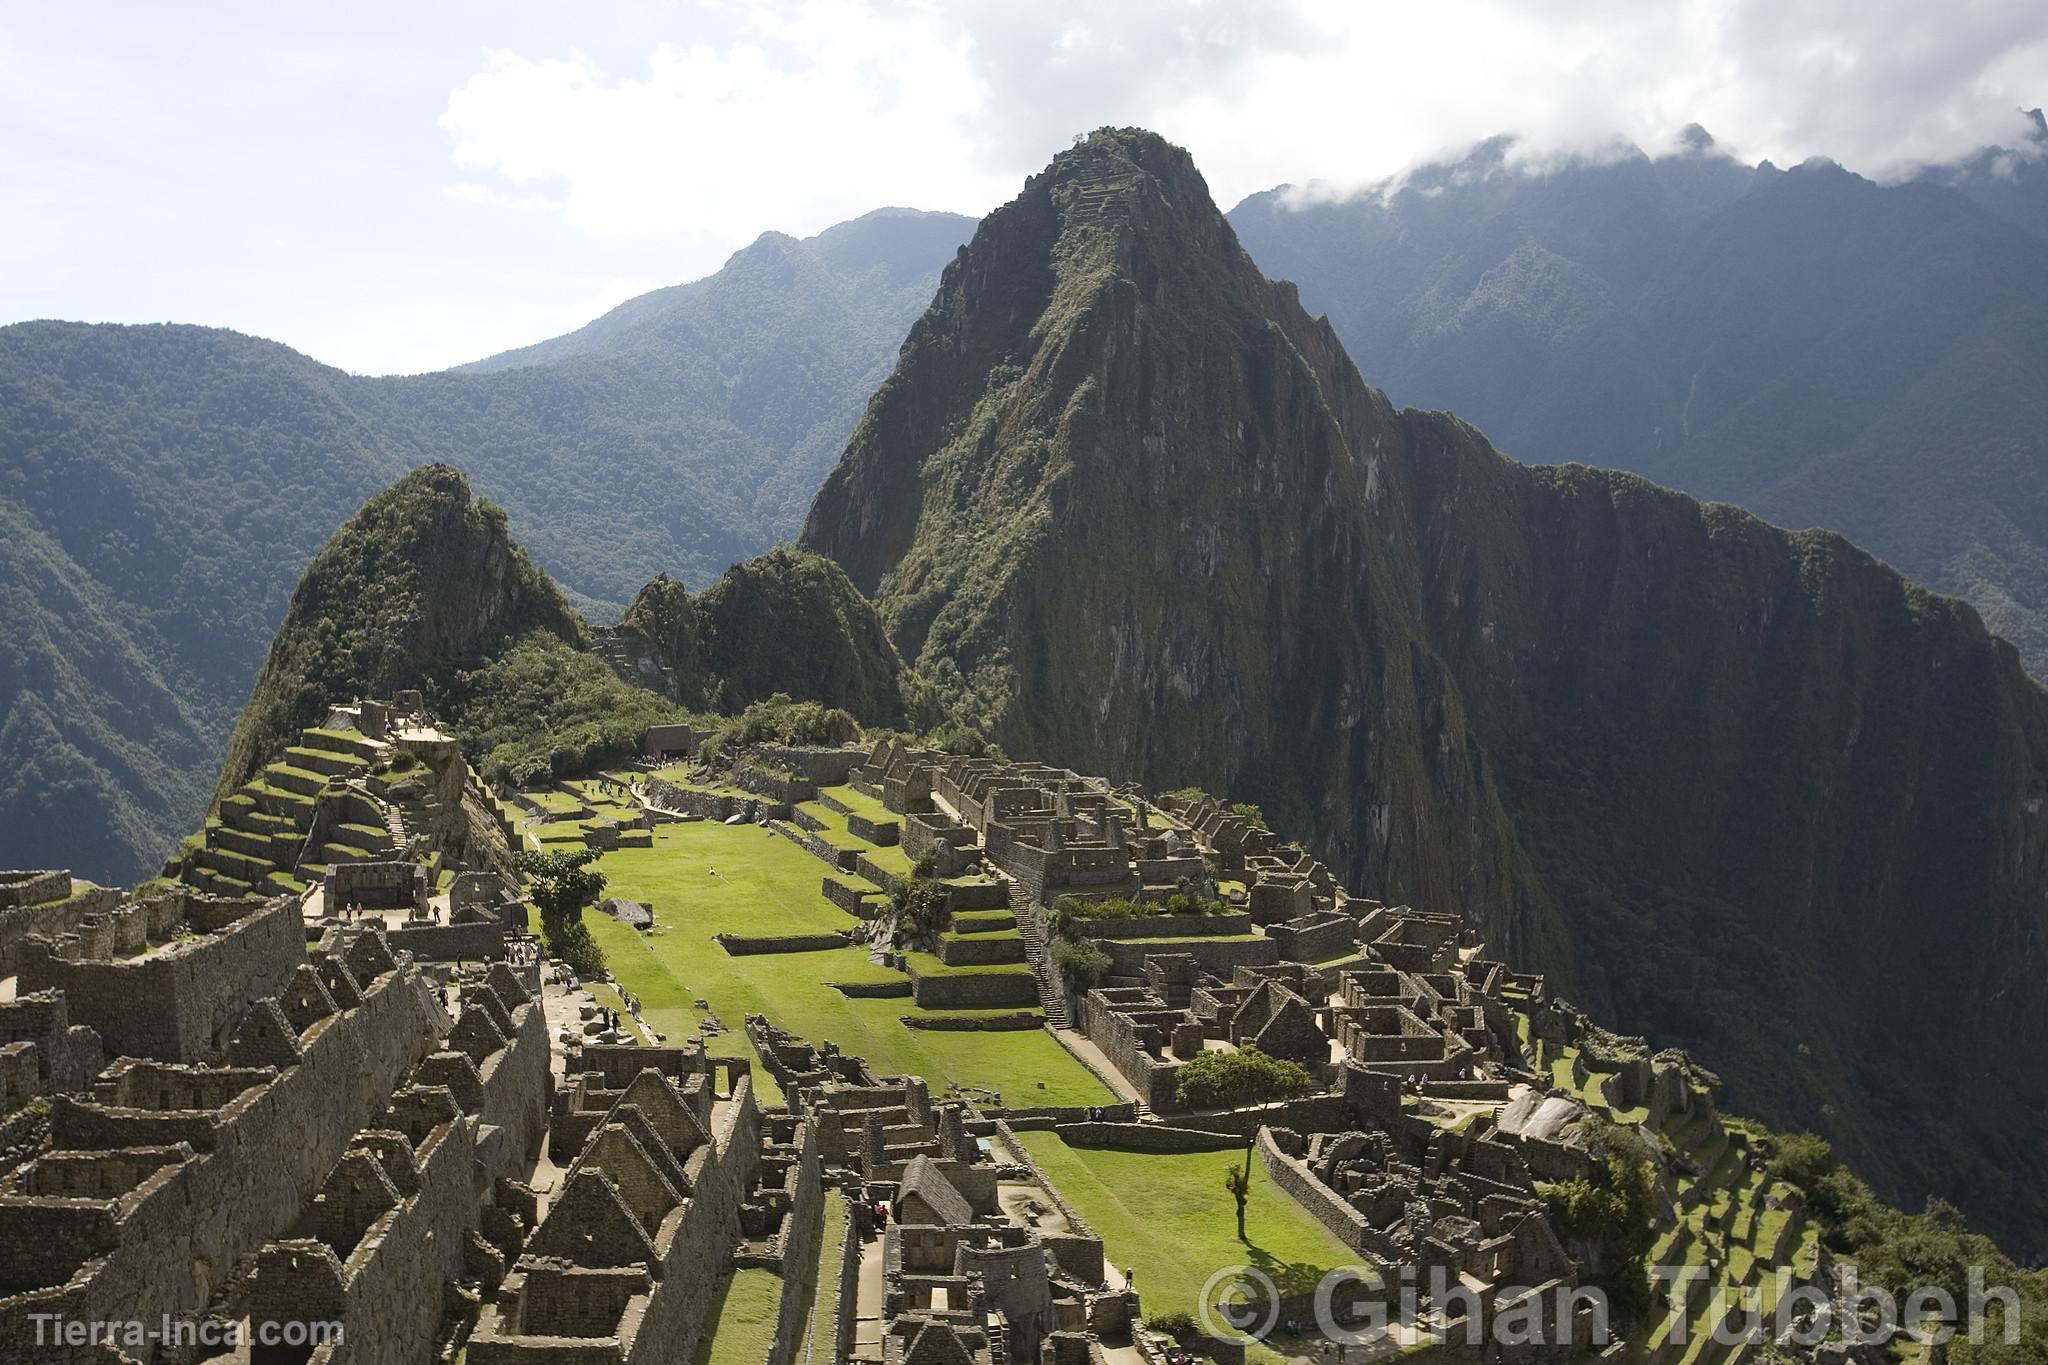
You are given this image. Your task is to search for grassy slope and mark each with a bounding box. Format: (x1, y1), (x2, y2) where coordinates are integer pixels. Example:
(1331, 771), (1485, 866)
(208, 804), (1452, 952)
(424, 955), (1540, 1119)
(1016, 1132), (1358, 1325)
(577, 818), (1111, 1109)
(693, 1266), (783, 1365)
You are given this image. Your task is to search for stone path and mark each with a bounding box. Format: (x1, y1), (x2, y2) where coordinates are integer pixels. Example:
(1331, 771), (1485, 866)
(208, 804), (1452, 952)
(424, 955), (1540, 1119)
(850, 1231), (886, 1361)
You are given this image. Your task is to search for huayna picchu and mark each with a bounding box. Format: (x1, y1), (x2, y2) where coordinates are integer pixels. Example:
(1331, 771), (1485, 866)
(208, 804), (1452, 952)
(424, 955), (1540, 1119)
(803, 128), (2048, 1257)
(0, 126), (2040, 1365)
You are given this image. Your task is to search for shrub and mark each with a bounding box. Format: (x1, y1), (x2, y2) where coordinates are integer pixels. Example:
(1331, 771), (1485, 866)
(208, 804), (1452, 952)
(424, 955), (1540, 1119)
(1052, 939), (1111, 990)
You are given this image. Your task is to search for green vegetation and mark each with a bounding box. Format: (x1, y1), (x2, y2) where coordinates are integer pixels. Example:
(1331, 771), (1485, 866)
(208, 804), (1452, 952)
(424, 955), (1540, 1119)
(1174, 1046), (1315, 1113)
(1015, 1133), (1356, 1340)
(1764, 1133), (2048, 1364)
(518, 847), (608, 979)
(0, 209), (970, 882)
(691, 1267), (782, 1365)
(1539, 1122), (1658, 1327)
(698, 694), (861, 765)
(216, 465), (584, 805)
(575, 822), (1112, 1109)
(1051, 938), (1111, 989)
(1048, 890), (1231, 940)
(452, 631), (684, 787)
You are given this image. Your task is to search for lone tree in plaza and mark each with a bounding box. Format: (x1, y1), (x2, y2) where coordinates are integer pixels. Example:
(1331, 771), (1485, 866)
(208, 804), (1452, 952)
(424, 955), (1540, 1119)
(518, 848), (607, 977)
(1174, 1046), (1316, 1240)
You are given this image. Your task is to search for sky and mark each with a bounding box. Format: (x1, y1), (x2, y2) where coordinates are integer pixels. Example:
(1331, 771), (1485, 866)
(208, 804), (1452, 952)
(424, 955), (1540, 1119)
(4, 0), (2044, 376)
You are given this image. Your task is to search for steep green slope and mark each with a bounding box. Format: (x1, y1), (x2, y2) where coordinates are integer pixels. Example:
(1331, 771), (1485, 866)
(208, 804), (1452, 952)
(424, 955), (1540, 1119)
(0, 208), (968, 882)
(597, 550), (907, 724)
(802, 127), (2048, 1254)
(217, 463), (585, 799)
(1227, 128), (2048, 678)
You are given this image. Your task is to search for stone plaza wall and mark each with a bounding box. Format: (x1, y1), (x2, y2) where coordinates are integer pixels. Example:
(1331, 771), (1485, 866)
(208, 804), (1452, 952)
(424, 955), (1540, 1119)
(20, 897), (308, 1062)
(1256, 1126), (1374, 1255)
(387, 919), (508, 962)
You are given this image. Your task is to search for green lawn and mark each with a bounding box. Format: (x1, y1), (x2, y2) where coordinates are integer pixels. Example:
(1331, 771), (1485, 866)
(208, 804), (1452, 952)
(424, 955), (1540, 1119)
(1016, 1133), (1359, 1330)
(819, 783), (893, 824)
(581, 824), (1112, 1110)
(805, 1190), (848, 1365)
(693, 1266), (782, 1365)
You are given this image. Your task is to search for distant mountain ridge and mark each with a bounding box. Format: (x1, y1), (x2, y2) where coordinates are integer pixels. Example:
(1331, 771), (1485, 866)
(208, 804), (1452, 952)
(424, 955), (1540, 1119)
(0, 207), (971, 882)
(802, 127), (2048, 1256)
(1227, 117), (2048, 674)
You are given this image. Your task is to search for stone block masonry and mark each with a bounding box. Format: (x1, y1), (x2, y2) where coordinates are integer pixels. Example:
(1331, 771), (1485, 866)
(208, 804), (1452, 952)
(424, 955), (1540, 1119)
(20, 896), (309, 1063)
(0, 942), (447, 1357)
(0, 871), (71, 910)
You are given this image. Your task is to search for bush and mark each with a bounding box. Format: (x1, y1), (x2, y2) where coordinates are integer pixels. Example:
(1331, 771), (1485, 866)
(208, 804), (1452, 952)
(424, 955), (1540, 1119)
(548, 919), (608, 979)
(1146, 1312), (1198, 1344)
(700, 693), (860, 763)
(885, 875), (951, 949)
(1052, 939), (1111, 990)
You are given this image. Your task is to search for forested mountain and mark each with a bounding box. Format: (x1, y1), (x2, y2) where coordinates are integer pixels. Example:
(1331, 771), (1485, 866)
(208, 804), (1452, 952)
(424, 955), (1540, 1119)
(1228, 120), (2048, 673)
(803, 128), (2048, 1256)
(0, 208), (970, 883)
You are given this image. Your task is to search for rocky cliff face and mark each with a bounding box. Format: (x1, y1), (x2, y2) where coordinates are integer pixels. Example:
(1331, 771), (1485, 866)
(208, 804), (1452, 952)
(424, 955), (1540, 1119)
(802, 128), (2048, 1250)
(215, 463), (583, 799)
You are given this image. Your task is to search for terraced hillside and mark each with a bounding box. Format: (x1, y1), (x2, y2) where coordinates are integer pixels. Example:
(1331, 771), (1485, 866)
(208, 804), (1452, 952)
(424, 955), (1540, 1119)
(171, 712), (517, 898)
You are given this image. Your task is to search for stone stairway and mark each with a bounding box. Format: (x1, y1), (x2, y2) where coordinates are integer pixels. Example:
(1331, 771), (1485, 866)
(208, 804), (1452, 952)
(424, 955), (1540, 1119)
(1009, 898), (1071, 1028)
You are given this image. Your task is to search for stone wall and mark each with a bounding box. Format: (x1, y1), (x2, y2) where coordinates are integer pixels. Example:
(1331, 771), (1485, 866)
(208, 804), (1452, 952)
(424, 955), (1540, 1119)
(20, 897), (308, 1063)
(0, 958), (447, 1357)
(643, 777), (785, 824)
(1097, 935), (1278, 978)
(1071, 912), (1251, 939)
(717, 932), (854, 956)
(844, 813), (899, 847)
(1265, 915), (1358, 963)
(0, 871), (71, 911)
(771, 823), (856, 872)
(277, 1118), (479, 1365)
(753, 746), (865, 786)
(1051, 1123), (1245, 1152)
(764, 1123), (824, 1365)
(906, 968), (1038, 1010)
(1255, 1126), (1373, 1255)
(822, 877), (880, 918)
(386, 920), (507, 962)
(0, 886), (117, 977)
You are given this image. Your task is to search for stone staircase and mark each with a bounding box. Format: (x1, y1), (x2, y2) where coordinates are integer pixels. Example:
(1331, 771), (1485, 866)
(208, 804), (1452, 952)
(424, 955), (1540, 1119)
(1009, 898), (1071, 1028)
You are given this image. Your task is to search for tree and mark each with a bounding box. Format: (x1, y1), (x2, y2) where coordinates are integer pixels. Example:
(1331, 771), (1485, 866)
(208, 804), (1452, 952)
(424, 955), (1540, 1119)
(1223, 1160), (1252, 1240)
(518, 848), (608, 979)
(1174, 1046), (1315, 1112)
(518, 848), (606, 930)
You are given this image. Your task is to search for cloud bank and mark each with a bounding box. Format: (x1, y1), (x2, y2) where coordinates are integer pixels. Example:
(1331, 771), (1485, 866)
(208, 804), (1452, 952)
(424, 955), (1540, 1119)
(441, 0), (2048, 239)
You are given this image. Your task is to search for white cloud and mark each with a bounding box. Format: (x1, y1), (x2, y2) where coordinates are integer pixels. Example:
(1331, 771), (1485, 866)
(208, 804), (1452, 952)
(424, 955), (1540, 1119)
(439, 0), (2048, 237)
(440, 6), (1005, 243)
